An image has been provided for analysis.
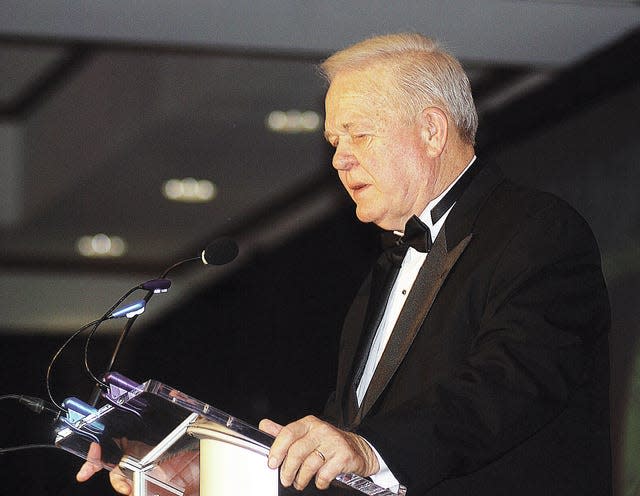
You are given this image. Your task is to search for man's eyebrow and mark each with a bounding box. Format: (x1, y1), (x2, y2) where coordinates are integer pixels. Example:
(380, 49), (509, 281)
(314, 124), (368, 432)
(324, 122), (353, 140)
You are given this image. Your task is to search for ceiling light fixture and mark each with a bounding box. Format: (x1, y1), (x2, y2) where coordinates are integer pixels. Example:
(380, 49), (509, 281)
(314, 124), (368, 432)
(162, 178), (217, 203)
(266, 110), (321, 133)
(76, 234), (127, 258)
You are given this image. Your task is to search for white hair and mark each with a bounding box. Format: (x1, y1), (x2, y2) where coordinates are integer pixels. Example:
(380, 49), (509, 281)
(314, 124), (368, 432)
(320, 33), (478, 145)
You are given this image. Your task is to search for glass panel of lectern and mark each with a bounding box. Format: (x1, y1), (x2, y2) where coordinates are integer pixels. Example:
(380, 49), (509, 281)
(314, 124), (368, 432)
(54, 374), (405, 496)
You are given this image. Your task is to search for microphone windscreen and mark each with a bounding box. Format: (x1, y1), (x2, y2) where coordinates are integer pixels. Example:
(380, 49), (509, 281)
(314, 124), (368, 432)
(202, 238), (239, 265)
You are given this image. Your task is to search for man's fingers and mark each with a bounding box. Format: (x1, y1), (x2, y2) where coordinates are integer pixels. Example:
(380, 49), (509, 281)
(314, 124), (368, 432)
(315, 458), (341, 490)
(278, 434), (317, 486)
(264, 415), (381, 491)
(260, 418), (288, 470)
(263, 414), (379, 491)
(76, 442), (103, 482)
(109, 468), (133, 495)
(292, 449), (327, 490)
(76, 461), (100, 482)
(74, 440), (134, 494)
(258, 418), (284, 437)
(266, 415), (340, 488)
(267, 417), (313, 470)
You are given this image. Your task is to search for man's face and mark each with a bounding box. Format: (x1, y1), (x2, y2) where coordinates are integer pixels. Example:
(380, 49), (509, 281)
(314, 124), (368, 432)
(324, 67), (435, 231)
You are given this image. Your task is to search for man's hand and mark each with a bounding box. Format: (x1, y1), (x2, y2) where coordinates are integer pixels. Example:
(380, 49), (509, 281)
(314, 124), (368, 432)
(259, 415), (380, 491)
(75, 442), (132, 495)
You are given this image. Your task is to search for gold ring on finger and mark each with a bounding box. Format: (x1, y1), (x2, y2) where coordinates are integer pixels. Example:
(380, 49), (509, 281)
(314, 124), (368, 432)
(313, 448), (326, 462)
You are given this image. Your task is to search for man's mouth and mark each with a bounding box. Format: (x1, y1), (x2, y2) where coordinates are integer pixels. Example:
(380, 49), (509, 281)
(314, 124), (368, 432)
(350, 184), (370, 199)
(349, 182), (369, 192)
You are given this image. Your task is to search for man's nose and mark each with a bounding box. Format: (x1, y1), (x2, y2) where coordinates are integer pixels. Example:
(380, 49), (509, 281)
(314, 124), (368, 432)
(332, 144), (358, 171)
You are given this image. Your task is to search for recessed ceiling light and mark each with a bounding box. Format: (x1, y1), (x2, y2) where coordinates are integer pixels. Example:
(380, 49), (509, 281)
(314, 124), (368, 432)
(162, 178), (217, 203)
(76, 233), (127, 258)
(266, 110), (321, 133)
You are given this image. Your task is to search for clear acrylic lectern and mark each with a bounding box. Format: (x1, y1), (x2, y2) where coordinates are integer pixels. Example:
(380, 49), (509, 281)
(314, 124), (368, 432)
(54, 374), (404, 496)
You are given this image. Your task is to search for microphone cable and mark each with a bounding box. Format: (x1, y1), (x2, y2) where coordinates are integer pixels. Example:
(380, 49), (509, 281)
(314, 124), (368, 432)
(47, 283), (152, 411)
(0, 444), (59, 455)
(0, 394), (60, 415)
(46, 319), (104, 413)
(0, 395), (61, 455)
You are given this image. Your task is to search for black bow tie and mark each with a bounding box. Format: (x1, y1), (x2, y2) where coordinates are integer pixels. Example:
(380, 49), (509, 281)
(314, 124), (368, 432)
(397, 215), (432, 253)
(380, 215), (433, 268)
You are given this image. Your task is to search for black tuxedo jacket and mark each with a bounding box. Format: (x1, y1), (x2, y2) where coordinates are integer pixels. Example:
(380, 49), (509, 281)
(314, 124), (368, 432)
(324, 161), (611, 495)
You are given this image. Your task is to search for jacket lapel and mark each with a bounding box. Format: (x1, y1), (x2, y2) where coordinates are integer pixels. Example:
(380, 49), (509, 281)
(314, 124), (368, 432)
(338, 253), (401, 425)
(354, 230), (472, 424)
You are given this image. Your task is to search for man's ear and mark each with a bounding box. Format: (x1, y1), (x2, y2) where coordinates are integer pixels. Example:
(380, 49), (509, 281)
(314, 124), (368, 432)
(419, 106), (448, 158)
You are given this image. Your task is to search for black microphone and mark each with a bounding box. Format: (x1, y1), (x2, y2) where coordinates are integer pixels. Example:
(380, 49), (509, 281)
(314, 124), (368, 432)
(87, 238), (239, 405)
(160, 237), (239, 277)
(201, 237), (240, 266)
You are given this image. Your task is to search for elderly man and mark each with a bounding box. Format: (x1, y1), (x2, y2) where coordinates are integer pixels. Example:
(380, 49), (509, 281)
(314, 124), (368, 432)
(259, 33), (611, 495)
(79, 33), (611, 495)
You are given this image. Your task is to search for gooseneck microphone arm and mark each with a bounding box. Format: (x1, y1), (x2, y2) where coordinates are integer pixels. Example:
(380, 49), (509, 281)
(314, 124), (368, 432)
(86, 272), (188, 407)
(48, 297), (146, 412)
(96, 278), (179, 385)
(87, 238), (239, 406)
(98, 259), (198, 380)
(84, 283), (161, 385)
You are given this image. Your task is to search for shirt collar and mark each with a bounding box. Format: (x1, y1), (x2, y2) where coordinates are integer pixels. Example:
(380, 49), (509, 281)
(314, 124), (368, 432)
(416, 155), (477, 239)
